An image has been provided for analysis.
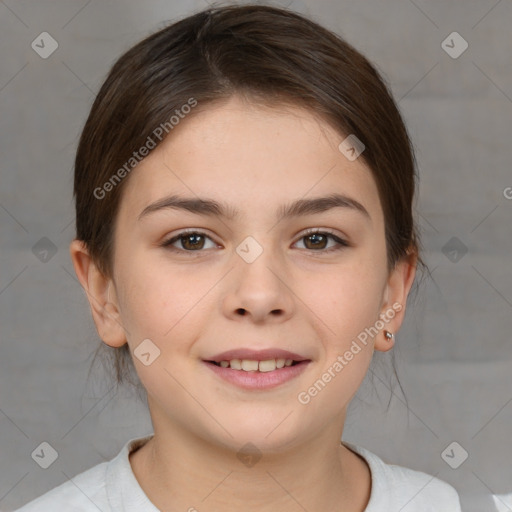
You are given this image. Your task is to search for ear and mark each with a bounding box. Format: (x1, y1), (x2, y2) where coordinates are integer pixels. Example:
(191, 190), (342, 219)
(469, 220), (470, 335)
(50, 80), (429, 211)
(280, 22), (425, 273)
(374, 250), (417, 353)
(69, 239), (127, 348)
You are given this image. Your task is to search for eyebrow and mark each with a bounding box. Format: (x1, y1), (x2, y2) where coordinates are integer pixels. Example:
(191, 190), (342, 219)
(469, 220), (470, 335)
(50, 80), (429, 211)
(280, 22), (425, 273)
(137, 193), (371, 223)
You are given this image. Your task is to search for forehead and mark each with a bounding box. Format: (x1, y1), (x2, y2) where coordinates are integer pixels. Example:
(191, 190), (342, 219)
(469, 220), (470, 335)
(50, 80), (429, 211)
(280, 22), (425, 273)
(118, 96), (383, 225)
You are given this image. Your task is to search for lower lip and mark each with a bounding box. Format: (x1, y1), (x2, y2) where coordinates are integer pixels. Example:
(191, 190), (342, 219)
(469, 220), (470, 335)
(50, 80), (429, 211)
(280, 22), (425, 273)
(203, 361), (311, 390)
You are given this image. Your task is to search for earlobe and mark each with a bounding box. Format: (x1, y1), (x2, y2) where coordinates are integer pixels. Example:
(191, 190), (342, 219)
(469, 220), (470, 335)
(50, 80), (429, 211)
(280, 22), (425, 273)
(374, 251), (417, 353)
(69, 239), (127, 348)
(376, 329), (395, 353)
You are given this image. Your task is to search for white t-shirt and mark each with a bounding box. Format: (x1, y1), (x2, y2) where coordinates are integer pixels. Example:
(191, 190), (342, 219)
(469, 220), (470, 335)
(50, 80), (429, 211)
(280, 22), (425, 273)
(14, 435), (461, 511)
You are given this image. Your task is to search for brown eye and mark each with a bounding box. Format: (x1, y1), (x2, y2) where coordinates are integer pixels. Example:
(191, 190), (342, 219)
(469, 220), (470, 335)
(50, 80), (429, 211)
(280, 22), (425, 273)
(294, 230), (349, 253)
(162, 231), (216, 252)
(303, 232), (328, 250)
(181, 233), (205, 250)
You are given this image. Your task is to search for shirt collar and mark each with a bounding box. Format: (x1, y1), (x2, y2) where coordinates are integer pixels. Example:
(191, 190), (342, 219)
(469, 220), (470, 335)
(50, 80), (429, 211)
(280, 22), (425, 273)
(106, 434), (159, 511)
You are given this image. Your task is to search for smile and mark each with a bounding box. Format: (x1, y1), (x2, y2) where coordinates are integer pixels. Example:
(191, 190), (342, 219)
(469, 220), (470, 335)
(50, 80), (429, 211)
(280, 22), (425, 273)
(209, 358), (298, 372)
(203, 358), (311, 390)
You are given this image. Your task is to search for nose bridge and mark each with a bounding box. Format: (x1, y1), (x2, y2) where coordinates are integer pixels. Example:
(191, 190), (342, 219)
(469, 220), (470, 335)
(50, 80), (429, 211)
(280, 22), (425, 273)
(234, 232), (282, 287)
(224, 232), (294, 320)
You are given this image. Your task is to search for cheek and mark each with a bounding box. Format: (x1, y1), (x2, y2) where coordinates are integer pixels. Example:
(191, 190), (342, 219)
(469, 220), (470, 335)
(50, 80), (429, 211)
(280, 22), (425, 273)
(114, 254), (171, 342)
(114, 260), (198, 392)
(296, 257), (385, 347)
(116, 252), (211, 351)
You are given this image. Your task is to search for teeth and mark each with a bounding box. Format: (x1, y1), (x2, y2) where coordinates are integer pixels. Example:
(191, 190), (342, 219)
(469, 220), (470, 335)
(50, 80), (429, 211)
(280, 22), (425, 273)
(258, 359), (277, 372)
(230, 359), (242, 370)
(241, 359), (259, 371)
(216, 358), (298, 371)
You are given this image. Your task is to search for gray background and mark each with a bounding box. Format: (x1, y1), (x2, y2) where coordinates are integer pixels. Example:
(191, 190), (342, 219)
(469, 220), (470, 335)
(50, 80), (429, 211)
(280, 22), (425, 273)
(1, 0), (511, 511)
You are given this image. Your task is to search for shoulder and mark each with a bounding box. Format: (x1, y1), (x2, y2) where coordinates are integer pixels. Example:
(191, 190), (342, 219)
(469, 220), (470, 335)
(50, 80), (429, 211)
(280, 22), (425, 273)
(344, 442), (462, 511)
(13, 435), (155, 512)
(13, 460), (109, 511)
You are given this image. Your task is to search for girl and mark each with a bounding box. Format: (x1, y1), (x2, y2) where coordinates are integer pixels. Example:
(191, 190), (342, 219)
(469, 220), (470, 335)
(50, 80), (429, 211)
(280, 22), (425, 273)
(16, 3), (461, 510)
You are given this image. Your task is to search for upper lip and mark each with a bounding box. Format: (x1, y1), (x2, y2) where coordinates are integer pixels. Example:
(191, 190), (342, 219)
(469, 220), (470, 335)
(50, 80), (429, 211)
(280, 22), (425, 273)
(206, 349), (310, 363)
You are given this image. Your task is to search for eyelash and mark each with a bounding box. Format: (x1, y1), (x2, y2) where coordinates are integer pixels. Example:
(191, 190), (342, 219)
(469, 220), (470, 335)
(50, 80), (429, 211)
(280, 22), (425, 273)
(160, 228), (349, 255)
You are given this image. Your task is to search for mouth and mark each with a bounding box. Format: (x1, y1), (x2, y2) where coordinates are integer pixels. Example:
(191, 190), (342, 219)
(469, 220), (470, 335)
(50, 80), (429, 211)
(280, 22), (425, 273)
(206, 358), (305, 372)
(202, 349), (311, 390)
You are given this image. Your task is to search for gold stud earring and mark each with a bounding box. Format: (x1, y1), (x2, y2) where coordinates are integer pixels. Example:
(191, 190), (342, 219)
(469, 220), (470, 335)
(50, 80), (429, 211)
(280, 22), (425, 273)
(384, 330), (394, 341)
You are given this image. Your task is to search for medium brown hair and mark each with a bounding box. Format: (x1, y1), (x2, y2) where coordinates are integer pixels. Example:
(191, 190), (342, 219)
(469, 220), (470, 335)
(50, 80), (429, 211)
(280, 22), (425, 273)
(74, 3), (427, 394)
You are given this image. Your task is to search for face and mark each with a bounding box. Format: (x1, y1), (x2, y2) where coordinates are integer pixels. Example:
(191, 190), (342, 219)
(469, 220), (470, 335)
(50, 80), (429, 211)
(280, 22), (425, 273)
(73, 95), (414, 452)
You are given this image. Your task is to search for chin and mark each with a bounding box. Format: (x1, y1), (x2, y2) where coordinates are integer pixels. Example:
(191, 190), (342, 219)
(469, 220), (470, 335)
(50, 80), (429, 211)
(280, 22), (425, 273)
(207, 415), (305, 455)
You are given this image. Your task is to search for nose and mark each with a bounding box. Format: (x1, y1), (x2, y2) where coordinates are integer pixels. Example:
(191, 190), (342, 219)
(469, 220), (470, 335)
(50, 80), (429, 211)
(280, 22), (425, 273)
(222, 245), (295, 324)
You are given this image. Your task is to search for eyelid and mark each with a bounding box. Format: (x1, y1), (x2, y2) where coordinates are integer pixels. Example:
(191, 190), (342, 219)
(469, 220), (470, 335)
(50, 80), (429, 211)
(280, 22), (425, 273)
(300, 227), (345, 238)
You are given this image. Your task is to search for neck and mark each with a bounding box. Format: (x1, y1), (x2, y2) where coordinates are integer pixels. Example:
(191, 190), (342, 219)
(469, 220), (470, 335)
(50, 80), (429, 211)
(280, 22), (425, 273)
(129, 410), (371, 511)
